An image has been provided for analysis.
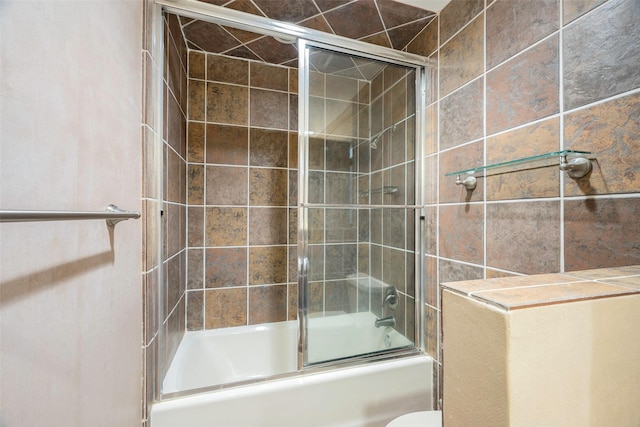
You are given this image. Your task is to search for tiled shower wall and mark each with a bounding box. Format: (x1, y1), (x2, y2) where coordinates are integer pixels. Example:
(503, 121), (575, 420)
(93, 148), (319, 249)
(183, 49), (419, 338)
(142, 11), (188, 422)
(184, 51), (299, 329)
(405, 0), (640, 409)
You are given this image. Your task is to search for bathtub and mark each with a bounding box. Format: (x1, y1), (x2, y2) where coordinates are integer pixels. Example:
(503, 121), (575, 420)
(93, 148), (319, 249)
(153, 312), (432, 427)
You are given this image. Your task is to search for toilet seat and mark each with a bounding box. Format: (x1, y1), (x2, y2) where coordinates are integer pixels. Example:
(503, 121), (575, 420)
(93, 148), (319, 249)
(386, 410), (442, 427)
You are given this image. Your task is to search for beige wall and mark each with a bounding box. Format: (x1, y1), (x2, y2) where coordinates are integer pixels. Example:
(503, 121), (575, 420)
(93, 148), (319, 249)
(443, 290), (640, 427)
(0, 1), (142, 426)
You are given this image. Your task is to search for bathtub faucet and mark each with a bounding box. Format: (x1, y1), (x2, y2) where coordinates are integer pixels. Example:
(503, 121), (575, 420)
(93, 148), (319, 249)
(375, 316), (396, 328)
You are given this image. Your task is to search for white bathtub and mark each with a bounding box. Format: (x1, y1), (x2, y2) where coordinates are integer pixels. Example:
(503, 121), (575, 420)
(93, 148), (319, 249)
(163, 311), (414, 393)
(153, 312), (432, 427)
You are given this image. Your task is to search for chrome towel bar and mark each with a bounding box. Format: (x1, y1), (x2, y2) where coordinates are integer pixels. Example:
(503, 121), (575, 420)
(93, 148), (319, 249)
(0, 204), (141, 227)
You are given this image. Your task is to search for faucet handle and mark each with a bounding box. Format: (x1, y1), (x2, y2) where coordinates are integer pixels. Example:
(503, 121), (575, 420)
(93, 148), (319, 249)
(384, 285), (399, 310)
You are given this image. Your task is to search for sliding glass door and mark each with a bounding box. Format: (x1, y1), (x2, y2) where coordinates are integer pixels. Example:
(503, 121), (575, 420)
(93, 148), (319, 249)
(298, 42), (421, 366)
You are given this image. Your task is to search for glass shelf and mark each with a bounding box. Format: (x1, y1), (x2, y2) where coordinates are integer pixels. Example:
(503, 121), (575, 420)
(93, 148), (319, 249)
(444, 150), (592, 177)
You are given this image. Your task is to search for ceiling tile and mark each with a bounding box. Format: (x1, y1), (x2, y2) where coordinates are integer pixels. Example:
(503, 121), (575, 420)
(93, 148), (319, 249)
(298, 15), (335, 34)
(387, 18), (433, 49)
(313, 0), (357, 13)
(226, 0), (266, 17)
(252, 0), (321, 23)
(179, 0), (436, 68)
(183, 20), (240, 53)
(377, 0), (434, 29)
(247, 36), (299, 64)
(323, 0), (384, 39)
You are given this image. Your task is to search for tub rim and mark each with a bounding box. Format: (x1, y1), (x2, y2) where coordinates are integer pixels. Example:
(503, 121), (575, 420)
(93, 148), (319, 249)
(159, 347), (427, 402)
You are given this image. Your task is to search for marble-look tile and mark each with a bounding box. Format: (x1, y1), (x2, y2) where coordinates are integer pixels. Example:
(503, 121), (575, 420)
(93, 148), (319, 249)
(289, 169), (298, 206)
(250, 62), (288, 91)
(325, 99), (357, 137)
(188, 79), (206, 122)
(250, 88), (289, 130)
(249, 168), (288, 206)
(288, 283), (298, 320)
(564, 92), (640, 196)
(424, 155), (438, 205)
(249, 246), (288, 285)
(486, 117), (560, 201)
(205, 207), (247, 246)
(323, 0), (384, 40)
(325, 208), (358, 243)
(206, 166), (247, 205)
(188, 207), (204, 247)
(439, 14), (484, 97)
(439, 0), (485, 44)
(424, 305), (439, 358)
(250, 128), (288, 168)
(205, 124), (248, 166)
(439, 77), (484, 150)
(563, 265), (640, 280)
(206, 82), (248, 125)
(167, 88), (186, 158)
(205, 288), (247, 329)
(325, 172), (356, 204)
(424, 256), (436, 308)
(188, 51), (205, 79)
(406, 16), (439, 57)
(325, 280), (357, 314)
(383, 247), (406, 293)
(474, 281), (637, 310)
(486, 201), (560, 274)
(187, 164), (204, 204)
(383, 208), (406, 250)
(308, 281), (325, 315)
(424, 206), (437, 256)
(439, 203), (484, 264)
(184, 21), (239, 54)
(326, 139), (356, 172)
(563, 0), (607, 24)
(384, 164), (406, 205)
(248, 285), (288, 324)
(442, 273), (576, 295)
(186, 291), (204, 330)
(187, 248), (204, 290)
(439, 259), (484, 283)
(487, 35), (559, 135)
(187, 121), (204, 163)
(325, 244), (357, 280)
(564, 197), (640, 271)
(358, 243), (370, 278)
(249, 207), (288, 245)
(326, 74), (359, 102)
(563, 0), (640, 109)
(487, 0), (559, 69)
(438, 140), (484, 203)
(598, 276), (640, 290)
(206, 54), (248, 85)
(288, 132), (298, 169)
(485, 269), (518, 279)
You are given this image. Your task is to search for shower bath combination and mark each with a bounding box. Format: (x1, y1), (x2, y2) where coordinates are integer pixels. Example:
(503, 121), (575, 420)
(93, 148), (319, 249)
(149, 0), (434, 424)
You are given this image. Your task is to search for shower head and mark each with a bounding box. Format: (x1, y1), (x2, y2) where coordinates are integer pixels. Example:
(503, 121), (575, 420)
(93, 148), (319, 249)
(369, 124), (397, 150)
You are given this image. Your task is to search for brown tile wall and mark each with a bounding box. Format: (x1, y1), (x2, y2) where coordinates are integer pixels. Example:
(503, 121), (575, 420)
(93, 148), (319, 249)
(161, 13), (188, 386)
(142, 11), (188, 423)
(185, 51), (297, 330)
(407, 0), (640, 410)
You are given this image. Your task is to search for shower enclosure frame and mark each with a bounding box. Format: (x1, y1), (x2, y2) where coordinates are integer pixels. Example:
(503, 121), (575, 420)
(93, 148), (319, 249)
(153, 0), (430, 400)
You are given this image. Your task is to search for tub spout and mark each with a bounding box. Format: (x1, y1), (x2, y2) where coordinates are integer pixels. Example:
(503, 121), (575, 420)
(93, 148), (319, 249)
(375, 316), (396, 328)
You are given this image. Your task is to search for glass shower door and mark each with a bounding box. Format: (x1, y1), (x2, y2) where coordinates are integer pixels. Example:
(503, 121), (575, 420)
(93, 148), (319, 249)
(298, 42), (419, 366)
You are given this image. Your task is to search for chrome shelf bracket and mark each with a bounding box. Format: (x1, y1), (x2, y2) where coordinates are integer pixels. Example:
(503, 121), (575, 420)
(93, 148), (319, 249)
(559, 155), (592, 179)
(455, 174), (477, 191)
